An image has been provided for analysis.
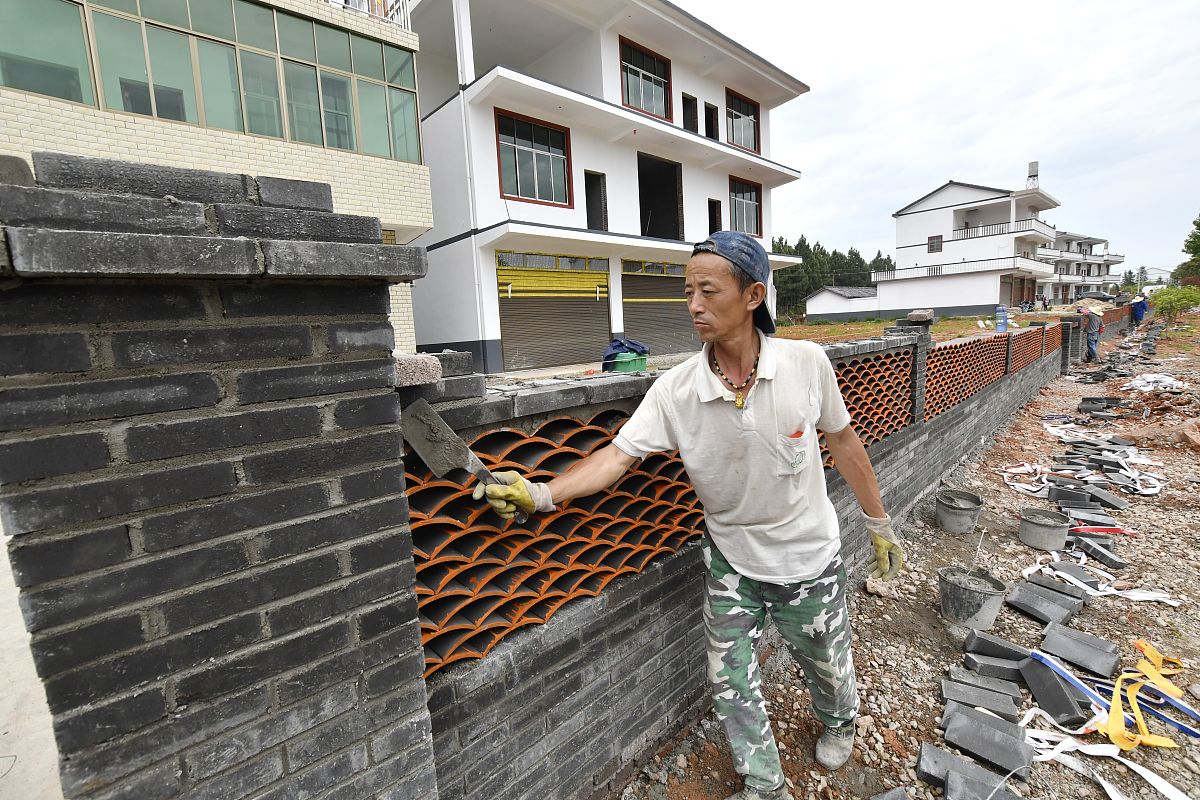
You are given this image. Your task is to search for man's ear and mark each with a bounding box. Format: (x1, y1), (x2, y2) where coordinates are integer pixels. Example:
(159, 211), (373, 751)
(746, 281), (767, 310)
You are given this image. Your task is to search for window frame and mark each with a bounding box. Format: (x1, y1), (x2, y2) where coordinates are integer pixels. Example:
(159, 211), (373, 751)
(618, 36), (672, 122)
(728, 176), (763, 238)
(494, 107), (574, 209)
(725, 87), (760, 154)
(927, 235), (943, 253)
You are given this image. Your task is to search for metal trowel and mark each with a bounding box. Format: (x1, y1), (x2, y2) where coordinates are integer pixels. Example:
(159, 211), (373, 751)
(401, 398), (528, 524)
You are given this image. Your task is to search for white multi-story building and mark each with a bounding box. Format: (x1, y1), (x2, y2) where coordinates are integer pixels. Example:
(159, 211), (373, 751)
(408, 0), (806, 372)
(1036, 231), (1125, 304)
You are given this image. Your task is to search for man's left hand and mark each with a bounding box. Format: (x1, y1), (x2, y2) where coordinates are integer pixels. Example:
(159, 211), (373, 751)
(863, 513), (905, 581)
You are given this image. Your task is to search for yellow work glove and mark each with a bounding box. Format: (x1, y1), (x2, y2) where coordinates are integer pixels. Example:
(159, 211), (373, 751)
(863, 512), (905, 581)
(471, 471), (554, 520)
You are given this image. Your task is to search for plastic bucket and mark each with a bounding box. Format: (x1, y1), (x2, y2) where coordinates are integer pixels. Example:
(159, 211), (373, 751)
(935, 489), (984, 534)
(1018, 507), (1070, 551)
(937, 566), (1007, 630)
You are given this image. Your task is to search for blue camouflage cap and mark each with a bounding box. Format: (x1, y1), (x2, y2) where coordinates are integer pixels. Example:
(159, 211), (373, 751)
(691, 230), (775, 334)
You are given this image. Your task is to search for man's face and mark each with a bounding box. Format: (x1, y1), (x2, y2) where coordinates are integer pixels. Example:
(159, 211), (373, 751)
(684, 252), (762, 343)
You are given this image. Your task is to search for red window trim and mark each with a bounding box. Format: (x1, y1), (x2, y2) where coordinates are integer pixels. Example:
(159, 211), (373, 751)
(725, 87), (761, 155)
(619, 36), (673, 123)
(729, 175), (763, 239)
(493, 107), (575, 209)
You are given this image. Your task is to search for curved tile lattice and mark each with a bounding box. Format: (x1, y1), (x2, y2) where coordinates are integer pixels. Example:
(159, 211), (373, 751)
(923, 334), (1009, 421)
(406, 412), (704, 676)
(1009, 327), (1044, 372)
(1045, 323), (1062, 353)
(819, 348), (914, 467)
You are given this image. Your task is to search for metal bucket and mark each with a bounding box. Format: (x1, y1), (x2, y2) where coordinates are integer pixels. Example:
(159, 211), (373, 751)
(1018, 507), (1070, 551)
(935, 489), (984, 534)
(937, 566), (1007, 630)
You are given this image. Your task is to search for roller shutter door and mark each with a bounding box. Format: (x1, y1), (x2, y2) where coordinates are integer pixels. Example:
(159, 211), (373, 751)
(498, 268), (611, 371)
(622, 274), (698, 357)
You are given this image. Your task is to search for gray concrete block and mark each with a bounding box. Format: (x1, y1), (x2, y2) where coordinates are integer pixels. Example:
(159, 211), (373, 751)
(963, 631), (1030, 661)
(510, 384), (592, 417)
(255, 176), (334, 212)
(1074, 538), (1127, 570)
(428, 350), (474, 377)
(870, 790), (909, 800)
(1005, 583), (1076, 625)
(261, 240), (426, 280)
(1040, 631), (1120, 677)
(943, 711), (1032, 777)
(398, 374), (486, 405)
(393, 353), (442, 387)
(1027, 574), (1090, 603)
(583, 375), (652, 404)
(947, 665), (1022, 699)
(1021, 582), (1085, 614)
(916, 743), (1005, 790)
(33, 151), (251, 203)
(939, 702), (1023, 741)
(0, 155), (34, 186)
(7, 228), (260, 277)
(939, 680), (1019, 721)
(434, 396), (515, 431)
(0, 184), (207, 235)
(1019, 657), (1091, 727)
(962, 653), (1027, 682)
(1050, 561), (1098, 589)
(326, 322), (395, 355)
(211, 204), (381, 243)
(1042, 622), (1118, 654)
(945, 771), (1022, 800)
(1084, 486), (1130, 511)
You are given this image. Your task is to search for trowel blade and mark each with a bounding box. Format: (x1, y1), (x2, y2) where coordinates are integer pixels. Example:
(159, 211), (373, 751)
(401, 398), (484, 480)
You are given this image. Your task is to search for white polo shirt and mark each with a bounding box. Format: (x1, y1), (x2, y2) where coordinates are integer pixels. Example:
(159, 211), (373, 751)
(612, 332), (852, 584)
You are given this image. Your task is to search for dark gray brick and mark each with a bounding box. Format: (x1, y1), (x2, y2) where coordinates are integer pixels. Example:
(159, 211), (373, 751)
(0, 461), (236, 535)
(241, 430), (402, 485)
(126, 406), (322, 462)
(357, 591), (418, 642)
(370, 713), (433, 763)
(398, 374), (486, 405)
(341, 465), (405, 502)
(212, 204), (381, 243)
(141, 482), (329, 552)
(327, 321), (395, 353)
(87, 760), (182, 800)
(0, 431), (109, 485)
(0, 154), (34, 185)
(363, 647), (426, 700)
(253, 745), (369, 800)
(267, 563), (408, 636)
(0, 183), (207, 234)
(53, 687), (167, 753)
(6, 525), (129, 588)
(219, 283), (388, 318)
(7, 229), (260, 277)
(510, 384), (591, 417)
(0, 332), (91, 376)
(112, 325), (311, 367)
(435, 395), (515, 431)
(275, 649), (366, 707)
(427, 350), (474, 377)
(189, 751), (285, 800)
(333, 393), (400, 429)
(236, 358), (396, 403)
(0, 372), (220, 432)
(20, 539), (248, 631)
(31, 612), (146, 677)
(0, 283), (207, 325)
(33, 151), (251, 203)
(262, 240), (427, 280)
(256, 501), (405, 563)
(254, 176), (334, 212)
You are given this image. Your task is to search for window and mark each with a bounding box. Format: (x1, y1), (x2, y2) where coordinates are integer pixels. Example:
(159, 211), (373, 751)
(94, 12), (151, 115)
(146, 26), (198, 123)
(726, 90), (759, 152)
(240, 50), (282, 138)
(283, 61), (322, 145)
(0, 0), (95, 105)
(927, 235), (943, 253)
(496, 110), (570, 206)
(197, 40), (242, 131)
(704, 102), (718, 140)
(320, 71), (354, 150)
(682, 94), (698, 133)
(620, 38), (670, 120)
(729, 178), (761, 236)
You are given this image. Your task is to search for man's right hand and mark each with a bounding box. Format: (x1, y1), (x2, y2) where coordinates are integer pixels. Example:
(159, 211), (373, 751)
(471, 471), (554, 519)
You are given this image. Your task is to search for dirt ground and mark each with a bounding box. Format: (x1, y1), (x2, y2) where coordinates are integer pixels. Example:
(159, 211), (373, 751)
(619, 315), (1200, 800)
(776, 311), (1073, 346)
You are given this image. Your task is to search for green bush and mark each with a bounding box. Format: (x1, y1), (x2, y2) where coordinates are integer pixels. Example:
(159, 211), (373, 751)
(1151, 286), (1200, 325)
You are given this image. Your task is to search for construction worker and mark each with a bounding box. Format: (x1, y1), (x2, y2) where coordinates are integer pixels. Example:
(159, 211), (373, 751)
(1078, 306), (1103, 362)
(1131, 295), (1148, 325)
(473, 231), (905, 800)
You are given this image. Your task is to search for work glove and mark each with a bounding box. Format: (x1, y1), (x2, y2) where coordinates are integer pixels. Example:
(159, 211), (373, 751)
(471, 471), (554, 520)
(863, 512), (905, 581)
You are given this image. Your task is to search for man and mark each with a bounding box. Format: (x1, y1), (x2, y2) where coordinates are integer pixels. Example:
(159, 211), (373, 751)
(1131, 295), (1148, 325)
(1078, 306), (1103, 362)
(474, 231), (905, 800)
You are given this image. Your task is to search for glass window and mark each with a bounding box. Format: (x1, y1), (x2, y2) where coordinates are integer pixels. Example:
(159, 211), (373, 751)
(356, 79), (390, 157)
(620, 40), (669, 118)
(319, 71), (354, 150)
(283, 61), (321, 145)
(276, 13), (314, 61)
(350, 34), (383, 80)
(315, 23), (351, 72)
(385, 45), (415, 89)
(141, 0), (189, 28)
(91, 0), (137, 12)
(94, 12), (152, 116)
(234, 0), (275, 52)
(729, 178), (760, 236)
(0, 0), (94, 105)
(239, 50), (282, 137)
(197, 39), (242, 131)
(388, 87), (419, 164)
(190, 0), (235, 40)
(496, 112), (568, 204)
(146, 25), (197, 123)
(726, 91), (759, 151)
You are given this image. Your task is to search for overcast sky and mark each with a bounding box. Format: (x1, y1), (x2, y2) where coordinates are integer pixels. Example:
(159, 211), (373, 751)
(676, 0), (1200, 276)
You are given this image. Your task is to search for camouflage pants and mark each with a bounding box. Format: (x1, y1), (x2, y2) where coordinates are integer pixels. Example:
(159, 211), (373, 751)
(702, 534), (858, 792)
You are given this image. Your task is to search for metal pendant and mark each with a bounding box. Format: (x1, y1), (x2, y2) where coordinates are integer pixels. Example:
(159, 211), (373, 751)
(734, 391), (745, 410)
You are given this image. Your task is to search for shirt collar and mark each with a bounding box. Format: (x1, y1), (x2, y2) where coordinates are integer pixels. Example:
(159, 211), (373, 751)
(694, 330), (777, 402)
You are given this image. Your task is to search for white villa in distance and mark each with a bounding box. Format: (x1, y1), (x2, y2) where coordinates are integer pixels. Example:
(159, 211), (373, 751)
(806, 164), (1124, 321)
(408, 0), (805, 372)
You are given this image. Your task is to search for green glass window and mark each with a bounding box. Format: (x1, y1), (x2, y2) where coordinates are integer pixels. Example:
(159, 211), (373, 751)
(496, 112), (567, 203)
(356, 79), (390, 157)
(0, 0), (94, 105)
(283, 61), (321, 145)
(141, 0), (189, 28)
(146, 25), (197, 123)
(350, 34), (383, 80)
(94, 12), (152, 116)
(384, 45), (415, 89)
(315, 23), (351, 72)
(197, 39), (242, 131)
(388, 87), (419, 164)
(190, 0), (235, 40)
(91, 0), (137, 12)
(276, 13), (314, 61)
(319, 71), (354, 151)
(233, 0), (275, 52)
(239, 50), (281, 137)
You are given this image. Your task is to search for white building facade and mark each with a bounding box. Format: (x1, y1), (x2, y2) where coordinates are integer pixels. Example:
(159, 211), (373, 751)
(408, 0), (805, 372)
(1036, 231), (1124, 304)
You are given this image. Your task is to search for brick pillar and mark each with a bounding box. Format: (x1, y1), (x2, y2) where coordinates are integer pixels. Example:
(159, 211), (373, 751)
(1003, 330), (1015, 374)
(886, 325), (932, 425)
(1060, 321), (1077, 372)
(0, 153), (438, 799)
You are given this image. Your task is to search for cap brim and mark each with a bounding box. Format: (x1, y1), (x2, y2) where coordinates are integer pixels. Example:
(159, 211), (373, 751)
(754, 303), (775, 334)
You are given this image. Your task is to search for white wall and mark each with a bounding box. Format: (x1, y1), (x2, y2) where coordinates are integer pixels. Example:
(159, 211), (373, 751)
(413, 95), (472, 247)
(878, 271), (1000, 311)
(807, 292), (880, 316)
(412, 237), (488, 346)
(416, 50), (460, 113)
(525, 29), (605, 98)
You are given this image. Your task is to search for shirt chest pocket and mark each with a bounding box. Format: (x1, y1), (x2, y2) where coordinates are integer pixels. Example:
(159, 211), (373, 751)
(774, 425), (813, 477)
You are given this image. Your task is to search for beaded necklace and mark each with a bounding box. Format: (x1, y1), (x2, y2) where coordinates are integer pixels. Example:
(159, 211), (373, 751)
(710, 351), (760, 410)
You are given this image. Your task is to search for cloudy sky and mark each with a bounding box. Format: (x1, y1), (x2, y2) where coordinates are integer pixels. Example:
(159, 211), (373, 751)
(676, 0), (1200, 277)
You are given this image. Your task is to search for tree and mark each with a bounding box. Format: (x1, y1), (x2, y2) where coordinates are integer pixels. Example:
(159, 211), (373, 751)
(1121, 269), (1136, 286)
(1136, 266), (1149, 287)
(844, 247), (871, 286)
(1150, 286), (1200, 325)
(1172, 212), (1200, 282)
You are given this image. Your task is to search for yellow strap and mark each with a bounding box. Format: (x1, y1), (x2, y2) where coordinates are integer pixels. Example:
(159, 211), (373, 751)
(1127, 680), (1177, 749)
(1137, 659), (1185, 700)
(1105, 672), (1178, 750)
(1135, 639), (1185, 671)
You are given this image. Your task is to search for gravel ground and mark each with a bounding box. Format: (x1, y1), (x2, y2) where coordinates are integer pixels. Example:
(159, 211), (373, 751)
(618, 318), (1200, 800)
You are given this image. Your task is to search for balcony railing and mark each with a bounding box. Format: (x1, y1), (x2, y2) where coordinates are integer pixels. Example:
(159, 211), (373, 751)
(950, 218), (1055, 240)
(327, 0), (411, 29)
(873, 255), (1053, 281)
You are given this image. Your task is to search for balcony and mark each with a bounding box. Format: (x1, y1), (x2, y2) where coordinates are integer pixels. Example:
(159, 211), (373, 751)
(950, 218), (1055, 241)
(873, 256), (1053, 282)
(1104, 252), (1125, 264)
(1041, 274), (1084, 285)
(327, 0), (411, 29)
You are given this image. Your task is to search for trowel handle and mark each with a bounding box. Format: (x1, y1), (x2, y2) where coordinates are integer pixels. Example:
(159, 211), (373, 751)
(476, 469), (529, 525)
